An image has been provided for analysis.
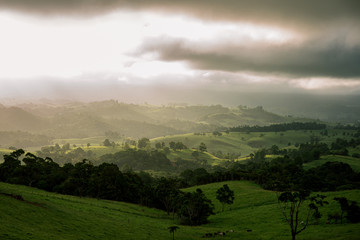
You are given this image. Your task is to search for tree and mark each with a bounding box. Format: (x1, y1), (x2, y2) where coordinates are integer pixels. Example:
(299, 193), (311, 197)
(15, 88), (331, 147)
(155, 178), (181, 217)
(254, 149), (266, 162)
(334, 197), (360, 223)
(216, 184), (235, 212)
(177, 189), (214, 225)
(175, 142), (187, 150)
(103, 139), (112, 147)
(155, 142), (162, 149)
(169, 141), (176, 151)
(199, 142), (207, 152)
(163, 147), (170, 156)
(168, 226), (179, 240)
(212, 131), (222, 136)
(62, 143), (71, 151)
(334, 197), (348, 224)
(22, 152), (43, 187)
(191, 151), (199, 159)
(270, 145), (280, 154)
(138, 138), (150, 149)
(278, 191), (327, 240)
(0, 149), (24, 182)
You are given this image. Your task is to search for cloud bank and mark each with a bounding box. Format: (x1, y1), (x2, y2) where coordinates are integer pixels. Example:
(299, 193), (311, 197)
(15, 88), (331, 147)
(135, 35), (360, 78)
(1, 0), (359, 96)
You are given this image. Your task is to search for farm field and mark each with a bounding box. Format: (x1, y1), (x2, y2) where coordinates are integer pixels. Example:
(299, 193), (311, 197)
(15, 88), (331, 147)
(1, 181), (359, 240)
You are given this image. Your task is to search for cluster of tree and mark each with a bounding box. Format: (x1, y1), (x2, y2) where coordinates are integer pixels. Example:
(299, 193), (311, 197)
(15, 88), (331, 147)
(199, 142), (207, 152)
(330, 138), (360, 157)
(194, 133), (206, 136)
(328, 197), (360, 224)
(0, 150), (214, 225)
(287, 143), (330, 163)
(169, 141), (187, 151)
(333, 124), (360, 130)
(155, 141), (166, 149)
(137, 138), (150, 149)
(99, 149), (172, 171)
(154, 141), (188, 152)
(212, 131), (223, 136)
(103, 139), (117, 147)
(175, 156), (360, 192)
(36, 144), (95, 165)
(229, 122), (326, 133)
(266, 136), (360, 163)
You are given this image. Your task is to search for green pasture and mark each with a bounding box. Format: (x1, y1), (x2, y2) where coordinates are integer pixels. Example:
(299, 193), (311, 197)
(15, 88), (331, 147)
(303, 155), (360, 172)
(186, 181), (360, 240)
(1, 181), (359, 240)
(167, 149), (221, 165)
(152, 129), (358, 157)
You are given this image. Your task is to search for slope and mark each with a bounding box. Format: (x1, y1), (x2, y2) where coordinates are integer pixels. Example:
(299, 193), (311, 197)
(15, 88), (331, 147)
(1, 181), (359, 240)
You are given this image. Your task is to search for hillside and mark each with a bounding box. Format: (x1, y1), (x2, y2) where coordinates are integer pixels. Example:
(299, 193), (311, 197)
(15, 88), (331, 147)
(0, 107), (48, 132)
(0, 100), (299, 146)
(1, 181), (359, 240)
(151, 129), (358, 158)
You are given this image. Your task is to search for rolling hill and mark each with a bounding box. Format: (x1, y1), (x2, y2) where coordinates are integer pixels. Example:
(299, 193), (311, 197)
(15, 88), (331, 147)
(0, 100), (299, 142)
(1, 181), (359, 240)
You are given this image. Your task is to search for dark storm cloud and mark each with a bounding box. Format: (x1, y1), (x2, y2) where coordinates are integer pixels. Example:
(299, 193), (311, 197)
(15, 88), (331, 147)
(135, 36), (360, 78)
(0, 0), (359, 30)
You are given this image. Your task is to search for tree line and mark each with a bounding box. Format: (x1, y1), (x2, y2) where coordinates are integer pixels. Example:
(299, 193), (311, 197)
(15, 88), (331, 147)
(229, 122), (326, 133)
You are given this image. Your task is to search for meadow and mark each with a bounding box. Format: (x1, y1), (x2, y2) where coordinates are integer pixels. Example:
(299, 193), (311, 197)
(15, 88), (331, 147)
(1, 181), (359, 240)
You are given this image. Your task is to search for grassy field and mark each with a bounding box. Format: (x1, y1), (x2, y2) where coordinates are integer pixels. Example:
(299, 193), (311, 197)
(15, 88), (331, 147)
(1, 181), (359, 240)
(303, 155), (360, 172)
(152, 129), (358, 157)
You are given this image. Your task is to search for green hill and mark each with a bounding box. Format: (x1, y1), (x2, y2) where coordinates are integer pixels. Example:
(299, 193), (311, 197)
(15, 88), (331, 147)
(1, 181), (359, 240)
(303, 155), (360, 172)
(151, 129), (358, 158)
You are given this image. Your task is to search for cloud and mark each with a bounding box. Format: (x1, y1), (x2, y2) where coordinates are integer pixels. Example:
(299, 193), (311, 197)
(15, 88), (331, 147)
(134, 35), (360, 78)
(1, 0), (359, 31)
(2, 0), (360, 93)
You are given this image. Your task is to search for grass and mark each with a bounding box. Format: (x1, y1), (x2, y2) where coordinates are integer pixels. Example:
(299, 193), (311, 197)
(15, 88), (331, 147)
(167, 149), (220, 165)
(1, 181), (359, 240)
(303, 155), (360, 172)
(152, 129), (358, 158)
(185, 181), (360, 240)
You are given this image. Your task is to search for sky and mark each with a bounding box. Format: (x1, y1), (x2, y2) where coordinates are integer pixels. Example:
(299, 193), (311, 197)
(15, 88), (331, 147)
(0, 0), (360, 104)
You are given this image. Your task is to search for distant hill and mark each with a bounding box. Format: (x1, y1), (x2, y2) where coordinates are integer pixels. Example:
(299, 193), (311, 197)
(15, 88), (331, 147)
(0, 107), (48, 132)
(0, 100), (314, 143)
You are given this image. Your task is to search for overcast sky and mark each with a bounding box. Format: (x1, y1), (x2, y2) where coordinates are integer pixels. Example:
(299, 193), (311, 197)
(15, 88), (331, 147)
(0, 0), (360, 103)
